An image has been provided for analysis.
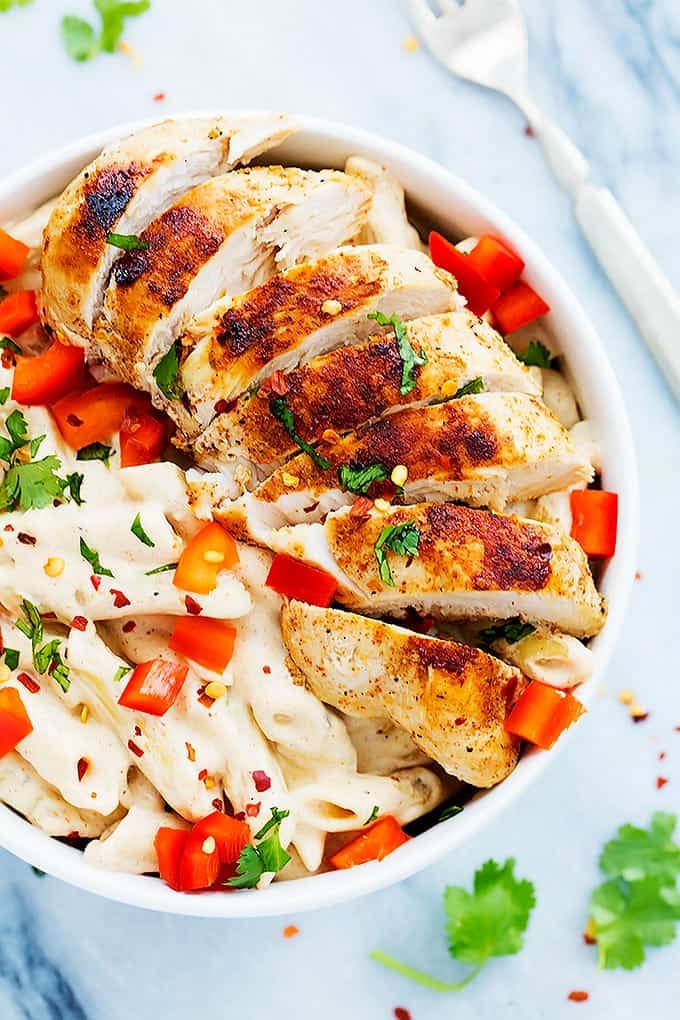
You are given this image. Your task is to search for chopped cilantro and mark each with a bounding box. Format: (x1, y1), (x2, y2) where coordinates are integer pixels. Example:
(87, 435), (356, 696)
(0, 1), (35, 11)
(131, 512), (154, 547)
(269, 398), (330, 471)
(516, 340), (552, 368)
(371, 858), (535, 991)
(106, 232), (149, 252)
(368, 310), (427, 395)
(77, 442), (112, 464)
(374, 520), (420, 587)
(438, 804), (464, 823)
(228, 807), (291, 889)
(0, 337), (21, 355)
(0, 456), (69, 512)
(61, 1), (150, 62)
(16, 599), (42, 645)
(0, 409), (29, 462)
(113, 665), (132, 683)
(79, 537), (114, 577)
(453, 377), (484, 399)
(338, 463), (388, 496)
(16, 601), (70, 692)
(0, 388), (9, 405)
(152, 341), (183, 401)
(3, 648), (19, 671)
(478, 620), (535, 647)
(364, 805), (380, 826)
(66, 472), (85, 505)
(145, 561), (178, 576)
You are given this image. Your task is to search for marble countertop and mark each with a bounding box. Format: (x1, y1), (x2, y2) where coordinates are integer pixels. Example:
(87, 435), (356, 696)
(1, 1), (679, 1017)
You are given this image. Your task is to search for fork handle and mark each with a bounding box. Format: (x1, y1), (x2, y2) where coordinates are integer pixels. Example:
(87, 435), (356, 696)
(524, 102), (680, 399)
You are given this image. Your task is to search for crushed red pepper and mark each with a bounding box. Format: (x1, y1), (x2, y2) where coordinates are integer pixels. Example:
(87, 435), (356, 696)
(110, 589), (131, 609)
(252, 770), (271, 792)
(17, 672), (40, 693)
(122, 620), (136, 633)
(70, 616), (88, 632)
(77, 757), (89, 781)
(90, 574), (101, 591)
(246, 802), (261, 817)
(128, 739), (144, 757)
(567, 991), (589, 1003)
(185, 595), (203, 615)
(657, 777), (669, 790)
(17, 533), (36, 545)
(394, 1009), (412, 1020)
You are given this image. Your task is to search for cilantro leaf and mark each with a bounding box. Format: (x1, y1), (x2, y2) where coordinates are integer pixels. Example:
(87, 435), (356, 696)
(371, 858), (535, 991)
(145, 561), (177, 576)
(34, 638), (70, 693)
(61, 1), (150, 62)
(364, 805), (380, 825)
(66, 472), (85, 505)
(453, 377), (484, 399)
(438, 804), (464, 823)
(61, 15), (98, 60)
(77, 442), (112, 464)
(338, 463), (388, 496)
(374, 521), (420, 587)
(269, 398), (330, 471)
(131, 512), (154, 547)
(79, 537), (114, 577)
(16, 599), (42, 646)
(113, 665), (132, 683)
(600, 813), (680, 885)
(368, 311), (427, 395)
(0, 388), (10, 405)
(3, 648), (19, 671)
(15, 601), (70, 691)
(106, 232), (149, 252)
(516, 340), (552, 368)
(591, 877), (680, 970)
(0, 456), (69, 512)
(0, 0), (34, 12)
(478, 620), (536, 648)
(153, 341), (184, 401)
(0, 337), (21, 355)
(0, 409), (29, 462)
(228, 807), (291, 889)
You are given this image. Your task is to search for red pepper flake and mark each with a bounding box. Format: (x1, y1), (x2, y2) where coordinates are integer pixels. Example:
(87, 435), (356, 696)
(110, 589), (131, 609)
(659, 751), (667, 760)
(454, 717), (466, 726)
(198, 768), (208, 781)
(268, 370), (288, 396)
(676, 726), (680, 732)
(1, 348), (16, 369)
(198, 693), (213, 709)
(134, 724), (142, 737)
(246, 802), (261, 818)
(0, 626), (4, 656)
(524, 123), (535, 138)
(657, 776), (669, 789)
(66, 413), (83, 427)
(127, 739), (144, 757)
(77, 757), (89, 782)
(567, 991), (589, 1003)
(122, 619), (136, 633)
(17, 533), (37, 546)
(41, 612), (57, 620)
(153, 91), (166, 102)
(213, 398), (237, 414)
(185, 595), (203, 615)
(90, 574), (101, 591)
(635, 570), (642, 580)
(66, 830), (80, 840)
(211, 798), (224, 812)
(350, 496), (373, 518)
(17, 672), (40, 694)
(394, 1010), (411, 1020)
(262, 665), (271, 675)
(3, 524), (14, 532)
(282, 924), (299, 939)
(70, 616), (88, 632)
(252, 770), (271, 792)
(583, 931), (596, 946)
(233, 811), (246, 821)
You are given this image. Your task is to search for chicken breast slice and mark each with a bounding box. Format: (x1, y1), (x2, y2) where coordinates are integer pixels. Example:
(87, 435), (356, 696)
(270, 503), (606, 637)
(179, 245), (462, 425)
(40, 113), (295, 344)
(221, 392), (593, 539)
(96, 166), (370, 387)
(344, 156), (425, 250)
(192, 309), (539, 474)
(281, 601), (526, 787)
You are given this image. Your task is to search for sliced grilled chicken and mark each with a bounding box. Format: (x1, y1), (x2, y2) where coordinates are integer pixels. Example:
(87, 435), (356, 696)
(221, 393), (593, 539)
(179, 245), (462, 426)
(192, 309), (538, 473)
(281, 601), (526, 787)
(40, 113), (295, 344)
(96, 166), (369, 386)
(270, 503), (606, 637)
(344, 156), (425, 250)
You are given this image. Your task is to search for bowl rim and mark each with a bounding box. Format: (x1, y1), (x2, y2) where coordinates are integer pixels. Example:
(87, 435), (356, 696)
(0, 111), (639, 918)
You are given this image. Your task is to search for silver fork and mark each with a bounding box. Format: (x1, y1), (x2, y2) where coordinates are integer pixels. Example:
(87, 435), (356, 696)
(411, 0), (680, 400)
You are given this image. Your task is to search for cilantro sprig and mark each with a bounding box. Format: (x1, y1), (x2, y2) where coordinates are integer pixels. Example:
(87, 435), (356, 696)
(16, 599), (70, 692)
(228, 807), (291, 889)
(371, 858), (535, 991)
(374, 520), (420, 587)
(368, 311), (427, 395)
(589, 812), (680, 970)
(0, 411), (71, 512)
(338, 463), (388, 496)
(61, 1), (150, 62)
(269, 398), (330, 471)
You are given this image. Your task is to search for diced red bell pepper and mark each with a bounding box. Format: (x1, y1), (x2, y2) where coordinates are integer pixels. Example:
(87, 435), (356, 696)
(51, 383), (146, 450)
(178, 825), (221, 891)
(428, 231), (501, 316)
(505, 681), (585, 750)
(120, 408), (168, 467)
(0, 290), (39, 337)
(169, 617), (236, 673)
(154, 827), (189, 891)
(0, 228), (30, 281)
(0, 687), (33, 758)
(491, 281), (550, 335)
(570, 490), (618, 559)
(329, 816), (410, 870)
(173, 522), (239, 595)
(265, 553), (338, 607)
(191, 812), (250, 865)
(466, 235), (525, 292)
(12, 340), (85, 406)
(118, 658), (189, 717)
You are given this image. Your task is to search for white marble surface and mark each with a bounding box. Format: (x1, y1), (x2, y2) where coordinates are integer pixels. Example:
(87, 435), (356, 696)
(1, 1), (679, 1017)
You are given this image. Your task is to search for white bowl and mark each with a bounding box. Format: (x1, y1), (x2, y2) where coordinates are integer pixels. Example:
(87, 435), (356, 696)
(0, 112), (638, 917)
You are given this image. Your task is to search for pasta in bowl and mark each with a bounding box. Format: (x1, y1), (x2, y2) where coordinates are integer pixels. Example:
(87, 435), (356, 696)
(0, 113), (636, 916)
